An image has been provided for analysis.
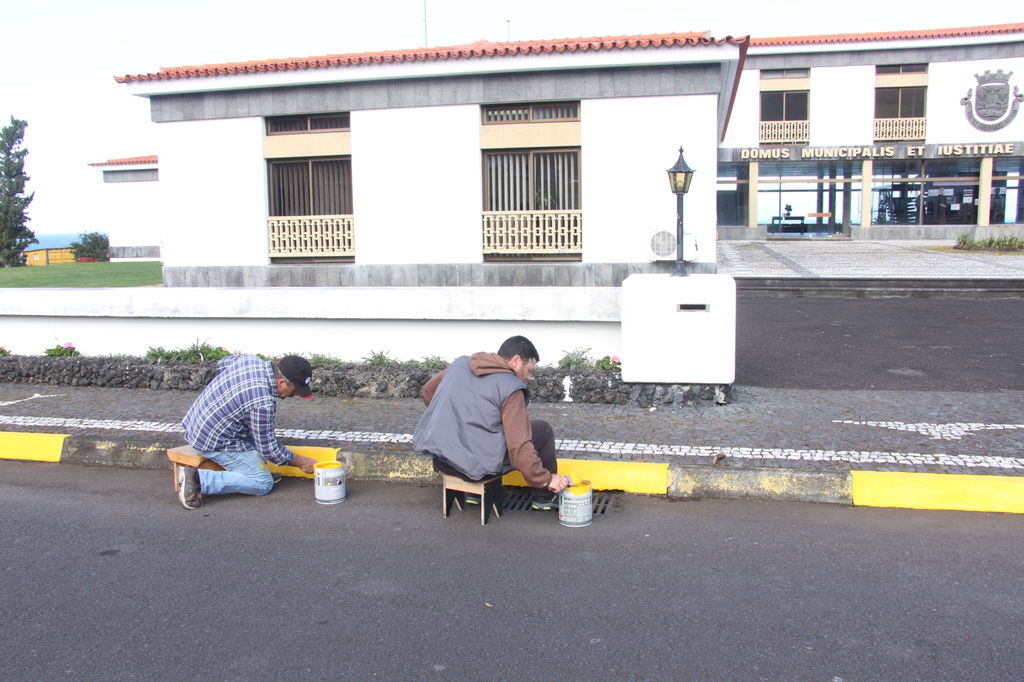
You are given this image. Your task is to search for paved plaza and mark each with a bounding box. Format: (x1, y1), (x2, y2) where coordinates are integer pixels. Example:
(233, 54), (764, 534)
(717, 240), (1024, 279)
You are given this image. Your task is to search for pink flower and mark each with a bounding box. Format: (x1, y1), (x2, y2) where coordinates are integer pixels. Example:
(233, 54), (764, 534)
(611, 355), (621, 363)
(63, 342), (74, 348)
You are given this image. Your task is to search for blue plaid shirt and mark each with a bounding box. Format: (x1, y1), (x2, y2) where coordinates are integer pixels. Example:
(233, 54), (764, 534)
(182, 354), (294, 465)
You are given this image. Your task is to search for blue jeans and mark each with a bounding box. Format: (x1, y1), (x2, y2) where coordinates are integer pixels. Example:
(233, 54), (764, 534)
(198, 448), (275, 496)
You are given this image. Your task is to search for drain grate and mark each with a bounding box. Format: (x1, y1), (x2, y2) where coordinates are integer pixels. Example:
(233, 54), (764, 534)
(501, 487), (620, 513)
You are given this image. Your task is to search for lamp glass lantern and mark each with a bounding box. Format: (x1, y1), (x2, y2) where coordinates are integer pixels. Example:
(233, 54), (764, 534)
(666, 147), (695, 195)
(666, 147), (696, 276)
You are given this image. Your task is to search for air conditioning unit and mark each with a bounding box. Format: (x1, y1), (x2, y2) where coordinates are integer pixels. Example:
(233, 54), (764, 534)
(648, 230), (697, 262)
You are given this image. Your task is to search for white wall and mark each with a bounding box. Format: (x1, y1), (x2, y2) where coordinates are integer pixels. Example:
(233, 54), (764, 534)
(721, 71), (760, 148)
(928, 57), (1024, 144)
(0, 287), (622, 362)
(1, 317), (619, 365)
(582, 94), (719, 265)
(809, 65), (875, 146)
(351, 105), (482, 265)
(157, 117), (269, 267)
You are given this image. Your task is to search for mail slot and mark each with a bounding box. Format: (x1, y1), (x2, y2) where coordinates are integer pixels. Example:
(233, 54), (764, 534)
(678, 303), (709, 312)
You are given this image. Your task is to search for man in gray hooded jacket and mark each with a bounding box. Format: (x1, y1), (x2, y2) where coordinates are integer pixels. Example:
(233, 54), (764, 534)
(413, 335), (570, 509)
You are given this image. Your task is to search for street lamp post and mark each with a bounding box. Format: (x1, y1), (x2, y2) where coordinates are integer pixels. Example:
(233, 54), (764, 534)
(666, 147), (696, 277)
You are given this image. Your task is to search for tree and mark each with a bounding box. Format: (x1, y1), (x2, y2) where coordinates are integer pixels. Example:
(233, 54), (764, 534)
(0, 117), (35, 267)
(70, 231), (110, 261)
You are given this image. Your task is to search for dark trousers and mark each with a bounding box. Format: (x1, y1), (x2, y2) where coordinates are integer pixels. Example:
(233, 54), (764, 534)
(432, 419), (558, 499)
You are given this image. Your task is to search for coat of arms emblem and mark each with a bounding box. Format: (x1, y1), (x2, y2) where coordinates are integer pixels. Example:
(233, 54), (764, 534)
(961, 70), (1023, 132)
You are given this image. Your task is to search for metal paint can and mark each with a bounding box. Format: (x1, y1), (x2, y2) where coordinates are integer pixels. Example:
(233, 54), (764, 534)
(559, 479), (593, 527)
(314, 461), (346, 504)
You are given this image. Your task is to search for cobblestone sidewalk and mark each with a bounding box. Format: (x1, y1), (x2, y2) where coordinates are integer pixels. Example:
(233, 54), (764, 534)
(1, 384), (1021, 476)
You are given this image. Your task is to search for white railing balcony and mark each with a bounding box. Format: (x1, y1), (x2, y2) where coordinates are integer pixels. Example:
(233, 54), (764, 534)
(759, 120), (810, 144)
(874, 117), (926, 141)
(267, 215), (354, 258)
(482, 210), (583, 255)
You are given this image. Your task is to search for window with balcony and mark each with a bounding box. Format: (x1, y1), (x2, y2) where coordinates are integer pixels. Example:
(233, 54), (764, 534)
(874, 65), (927, 141)
(482, 148), (581, 260)
(873, 88), (927, 140)
(267, 157), (354, 261)
(760, 91), (809, 144)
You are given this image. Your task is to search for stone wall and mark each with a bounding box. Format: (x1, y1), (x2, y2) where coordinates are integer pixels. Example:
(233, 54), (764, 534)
(0, 356), (731, 407)
(161, 261), (716, 288)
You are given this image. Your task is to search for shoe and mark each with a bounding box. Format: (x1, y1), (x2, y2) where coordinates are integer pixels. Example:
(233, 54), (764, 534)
(464, 493), (481, 505)
(271, 472), (282, 485)
(177, 465), (202, 510)
(530, 495), (558, 511)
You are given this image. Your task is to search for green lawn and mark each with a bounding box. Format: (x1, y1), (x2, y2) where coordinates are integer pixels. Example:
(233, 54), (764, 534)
(0, 261), (163, 287)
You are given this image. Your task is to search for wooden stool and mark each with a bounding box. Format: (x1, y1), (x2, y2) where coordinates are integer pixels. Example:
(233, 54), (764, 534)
(442, 474), (504, 525)
(167, 445), (224, 492)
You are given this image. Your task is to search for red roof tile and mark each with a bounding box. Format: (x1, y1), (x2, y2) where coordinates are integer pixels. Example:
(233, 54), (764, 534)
(751, 22), (1024, 47)
(115, 32), (747, 83)
(88, 155), (158, 167)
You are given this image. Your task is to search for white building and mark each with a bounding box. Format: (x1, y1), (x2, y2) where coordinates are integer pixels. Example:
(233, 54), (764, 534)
(87, 155), (162, 261)
(720, 22), (1024, 240)
(117, 32), (746, 287)
(114, 22), (1024, 287)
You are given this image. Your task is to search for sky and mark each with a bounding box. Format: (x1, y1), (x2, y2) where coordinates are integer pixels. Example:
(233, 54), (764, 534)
(1, 0), (1020, 235)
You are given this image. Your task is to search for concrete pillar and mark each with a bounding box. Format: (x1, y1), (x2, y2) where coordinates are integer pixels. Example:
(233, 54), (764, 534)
(977, 157), (993, 227)
(747, 161), (759, 228)
(861, 159), (873, 228)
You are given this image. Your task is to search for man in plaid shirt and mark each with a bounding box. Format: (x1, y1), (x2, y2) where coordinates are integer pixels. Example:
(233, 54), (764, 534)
(177, 354), (318, 509)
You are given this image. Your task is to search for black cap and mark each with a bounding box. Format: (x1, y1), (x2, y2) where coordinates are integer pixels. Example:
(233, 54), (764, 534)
(278, 356), (313, 398)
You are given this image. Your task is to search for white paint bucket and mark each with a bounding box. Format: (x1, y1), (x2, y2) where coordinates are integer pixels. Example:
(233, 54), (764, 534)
(314, 461), (346, 504)
(559, 479), (593, 527)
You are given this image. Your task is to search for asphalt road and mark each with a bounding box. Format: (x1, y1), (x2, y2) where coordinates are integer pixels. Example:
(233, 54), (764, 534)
(2, 462), (1021, 681)
(737, 296), (1024, 391)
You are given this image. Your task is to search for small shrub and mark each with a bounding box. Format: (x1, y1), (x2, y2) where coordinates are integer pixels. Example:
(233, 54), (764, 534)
(415, 355), (449, 370)
(955, 234), (1024, 251)
(306, 353), (345, 366)
(558, 347), (594, 370)
(146, 342), (233, 363)
(594, 355), (621, 370)
(45, 342), (80, 358)
(0, 346), (10, 357)
(362, 350), (397, 366)
(69, 231), (110, 262)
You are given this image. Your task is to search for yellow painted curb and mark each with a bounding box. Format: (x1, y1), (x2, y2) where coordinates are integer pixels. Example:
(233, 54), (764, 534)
(503, 458), (668, 495)
(269, 445), (342, 479)
(0, 431), (68, 463)
(852, 470), (1024, 514)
